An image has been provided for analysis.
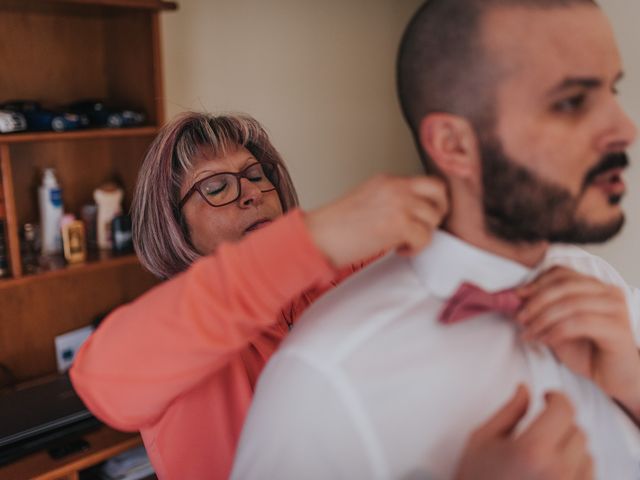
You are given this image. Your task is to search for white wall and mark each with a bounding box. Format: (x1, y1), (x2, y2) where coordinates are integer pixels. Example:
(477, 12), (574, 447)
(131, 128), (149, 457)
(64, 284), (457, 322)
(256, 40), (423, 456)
(161, 0), (424, 210)
(161, 0), (640, 285)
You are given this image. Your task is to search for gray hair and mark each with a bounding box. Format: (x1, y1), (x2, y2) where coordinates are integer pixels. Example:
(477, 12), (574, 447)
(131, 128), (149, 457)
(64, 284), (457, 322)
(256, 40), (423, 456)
(132, 112), (299, 279)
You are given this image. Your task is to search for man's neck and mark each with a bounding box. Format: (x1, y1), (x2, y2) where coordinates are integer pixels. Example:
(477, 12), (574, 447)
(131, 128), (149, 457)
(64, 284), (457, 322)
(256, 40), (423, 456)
(444, 215), (549, 269)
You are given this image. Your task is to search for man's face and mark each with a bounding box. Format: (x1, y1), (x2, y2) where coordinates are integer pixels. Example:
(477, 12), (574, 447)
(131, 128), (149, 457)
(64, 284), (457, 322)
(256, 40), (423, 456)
(478, 5), (637, 244)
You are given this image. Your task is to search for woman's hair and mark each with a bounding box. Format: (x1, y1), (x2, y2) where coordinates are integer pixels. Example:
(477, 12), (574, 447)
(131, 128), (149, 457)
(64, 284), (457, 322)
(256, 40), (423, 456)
(132, 112), (299, 279)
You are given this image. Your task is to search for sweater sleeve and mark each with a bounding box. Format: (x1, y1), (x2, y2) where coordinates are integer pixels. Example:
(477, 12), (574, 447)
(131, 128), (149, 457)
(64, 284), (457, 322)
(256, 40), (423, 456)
(70, 209), (336, 431)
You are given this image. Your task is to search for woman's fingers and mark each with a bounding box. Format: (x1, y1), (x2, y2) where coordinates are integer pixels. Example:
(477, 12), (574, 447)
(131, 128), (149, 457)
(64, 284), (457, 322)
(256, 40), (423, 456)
(305, 174), (448, 267)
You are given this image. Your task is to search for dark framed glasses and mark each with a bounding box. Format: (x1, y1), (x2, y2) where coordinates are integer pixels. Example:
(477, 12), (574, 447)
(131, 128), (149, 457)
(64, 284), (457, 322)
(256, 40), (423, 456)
(179, 161), (279, 209)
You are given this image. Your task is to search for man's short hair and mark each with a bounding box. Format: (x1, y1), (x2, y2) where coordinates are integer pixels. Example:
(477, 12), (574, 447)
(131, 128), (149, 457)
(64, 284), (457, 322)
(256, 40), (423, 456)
(396, 0), (598, 172)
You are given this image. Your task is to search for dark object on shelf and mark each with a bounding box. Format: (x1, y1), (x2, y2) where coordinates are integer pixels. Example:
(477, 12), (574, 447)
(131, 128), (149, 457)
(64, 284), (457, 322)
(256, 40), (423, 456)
(0, 110), (27, 133)
(0, 373), (100, 466)
(1, 100), (89, 132)
(112, 214), (133, 254)
(81, 204), (98, 250)
(68, 100), (145, 128)
(21, 223), (41, 275)
(48, 437), (90, 459)
(0, 417), (100, 467)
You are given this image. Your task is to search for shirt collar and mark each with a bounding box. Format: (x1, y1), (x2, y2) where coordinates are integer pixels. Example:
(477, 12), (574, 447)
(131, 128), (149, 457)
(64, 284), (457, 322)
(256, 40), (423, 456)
(411, 230), (538, 299)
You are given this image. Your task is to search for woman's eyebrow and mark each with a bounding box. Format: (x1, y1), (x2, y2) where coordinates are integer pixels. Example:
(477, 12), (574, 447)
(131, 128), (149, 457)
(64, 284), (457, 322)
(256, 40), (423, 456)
(192, 156), (258, 182)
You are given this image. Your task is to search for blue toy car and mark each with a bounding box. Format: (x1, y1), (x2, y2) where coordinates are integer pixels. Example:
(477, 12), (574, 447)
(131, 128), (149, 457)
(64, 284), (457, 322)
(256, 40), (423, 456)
(67, 100), (145, 128)
(1, 101), (88, 132)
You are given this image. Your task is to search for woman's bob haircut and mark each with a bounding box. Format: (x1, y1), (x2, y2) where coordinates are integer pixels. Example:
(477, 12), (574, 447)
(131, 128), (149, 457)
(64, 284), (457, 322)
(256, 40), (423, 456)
(132, 112), (299, 279)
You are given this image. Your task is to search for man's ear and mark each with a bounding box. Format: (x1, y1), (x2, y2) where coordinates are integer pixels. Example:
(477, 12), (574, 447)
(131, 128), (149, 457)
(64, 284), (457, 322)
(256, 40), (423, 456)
(418, 114), (479, 178)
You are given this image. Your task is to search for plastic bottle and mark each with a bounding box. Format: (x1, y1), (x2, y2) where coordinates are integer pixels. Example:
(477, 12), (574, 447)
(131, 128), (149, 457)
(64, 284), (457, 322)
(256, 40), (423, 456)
(39, 168), (64, 255)
(93, 183), (123, 250)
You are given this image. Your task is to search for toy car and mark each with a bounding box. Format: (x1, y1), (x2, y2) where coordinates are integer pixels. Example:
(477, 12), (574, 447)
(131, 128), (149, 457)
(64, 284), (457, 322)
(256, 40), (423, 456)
(0, 110), (27, 133)
(67, 100), (145, 128)
(1, 101), (89, 132)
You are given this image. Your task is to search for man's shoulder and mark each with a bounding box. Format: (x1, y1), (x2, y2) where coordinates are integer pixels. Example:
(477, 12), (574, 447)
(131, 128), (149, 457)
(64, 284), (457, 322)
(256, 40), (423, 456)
(278, 252), (426, 365)
(546, 244), (627, 286)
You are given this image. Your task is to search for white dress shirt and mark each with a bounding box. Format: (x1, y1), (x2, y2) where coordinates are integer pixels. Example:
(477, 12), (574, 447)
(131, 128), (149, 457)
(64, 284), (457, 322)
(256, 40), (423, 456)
(231, 231), (640, 480)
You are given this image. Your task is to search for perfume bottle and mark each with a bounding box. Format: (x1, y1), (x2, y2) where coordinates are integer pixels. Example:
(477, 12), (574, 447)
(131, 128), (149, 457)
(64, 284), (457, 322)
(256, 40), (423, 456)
(93, 183), (123, 250)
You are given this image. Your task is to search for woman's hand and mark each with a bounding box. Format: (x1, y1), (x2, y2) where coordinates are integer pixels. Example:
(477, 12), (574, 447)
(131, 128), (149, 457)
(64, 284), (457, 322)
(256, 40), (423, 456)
(516, 266), (640, 420)
(305, 174), (448, 268)
(456, 386), (593, 480)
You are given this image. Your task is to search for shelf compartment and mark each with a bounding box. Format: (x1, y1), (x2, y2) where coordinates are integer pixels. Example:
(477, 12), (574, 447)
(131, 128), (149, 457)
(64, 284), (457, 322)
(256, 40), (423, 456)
(0, 5), (163, 127)
(0, 257), (158, 380)
(9, 135), (151, 241)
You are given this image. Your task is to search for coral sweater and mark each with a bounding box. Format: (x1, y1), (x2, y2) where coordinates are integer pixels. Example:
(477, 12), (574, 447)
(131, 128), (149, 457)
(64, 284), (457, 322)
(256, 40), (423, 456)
(70, 210), (359, 479)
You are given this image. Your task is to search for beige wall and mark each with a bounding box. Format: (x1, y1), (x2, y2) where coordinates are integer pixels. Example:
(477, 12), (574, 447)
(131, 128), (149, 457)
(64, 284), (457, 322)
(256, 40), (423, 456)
(585, 0), (640, 285)
(161, 0), (423, 210)
(161, 0), (640, 284)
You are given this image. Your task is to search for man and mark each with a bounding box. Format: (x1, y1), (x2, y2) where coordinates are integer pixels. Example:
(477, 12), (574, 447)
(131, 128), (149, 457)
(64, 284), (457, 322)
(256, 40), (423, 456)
(231, 0), (640, 478)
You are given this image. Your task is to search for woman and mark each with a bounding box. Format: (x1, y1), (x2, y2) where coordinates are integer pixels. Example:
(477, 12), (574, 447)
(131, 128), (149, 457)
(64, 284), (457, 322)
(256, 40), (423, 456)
(71, 112), (447, 479)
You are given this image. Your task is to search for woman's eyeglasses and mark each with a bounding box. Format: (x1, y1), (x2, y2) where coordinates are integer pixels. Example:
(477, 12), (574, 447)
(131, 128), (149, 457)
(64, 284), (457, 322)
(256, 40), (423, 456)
(179, 161), (279, 209)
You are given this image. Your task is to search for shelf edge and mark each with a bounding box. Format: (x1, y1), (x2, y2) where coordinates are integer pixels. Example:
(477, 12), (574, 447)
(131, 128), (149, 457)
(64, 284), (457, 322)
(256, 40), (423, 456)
(0, 254), (140, 290)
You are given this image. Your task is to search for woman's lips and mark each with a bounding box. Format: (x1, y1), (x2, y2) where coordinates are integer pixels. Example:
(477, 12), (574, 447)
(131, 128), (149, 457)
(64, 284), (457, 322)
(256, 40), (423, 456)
(244, 219), (272, 233)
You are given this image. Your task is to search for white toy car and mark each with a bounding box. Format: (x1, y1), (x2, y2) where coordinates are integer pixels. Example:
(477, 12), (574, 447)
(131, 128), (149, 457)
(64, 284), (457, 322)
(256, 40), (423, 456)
(0, 110), (27, 133)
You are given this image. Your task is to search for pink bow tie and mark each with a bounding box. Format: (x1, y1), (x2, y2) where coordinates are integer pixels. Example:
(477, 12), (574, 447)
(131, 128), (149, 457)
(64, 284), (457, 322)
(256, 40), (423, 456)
(439, 282), (523, 325)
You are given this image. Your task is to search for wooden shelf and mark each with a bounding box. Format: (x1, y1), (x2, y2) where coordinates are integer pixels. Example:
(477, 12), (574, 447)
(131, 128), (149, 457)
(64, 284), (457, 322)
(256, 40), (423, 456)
(50, 0), (177, 10)
(0, 6), (168, 477)
(0, 253), (140, 290)
(0, 127), (159, 145)
(0, 0), (177, 11)
(0, 425), (143, 480)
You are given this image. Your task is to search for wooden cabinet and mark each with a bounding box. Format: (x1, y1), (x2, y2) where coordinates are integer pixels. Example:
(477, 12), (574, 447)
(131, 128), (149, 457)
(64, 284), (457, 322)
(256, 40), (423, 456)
(0, 0), (176, 381)
(0, 0), (177, 475)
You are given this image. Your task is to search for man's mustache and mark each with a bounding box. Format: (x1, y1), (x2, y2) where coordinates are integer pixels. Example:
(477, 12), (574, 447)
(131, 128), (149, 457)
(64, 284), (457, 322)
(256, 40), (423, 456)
(583, 152), (629, 187)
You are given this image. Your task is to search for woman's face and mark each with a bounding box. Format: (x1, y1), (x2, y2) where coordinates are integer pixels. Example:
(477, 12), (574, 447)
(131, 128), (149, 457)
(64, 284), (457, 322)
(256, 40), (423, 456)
(180, 146), (284, 254)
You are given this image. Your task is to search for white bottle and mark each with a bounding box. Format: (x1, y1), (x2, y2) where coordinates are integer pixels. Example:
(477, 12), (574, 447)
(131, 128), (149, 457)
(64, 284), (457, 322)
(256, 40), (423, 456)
(39, 168), (64, 255)
(93, 183), (123, 250)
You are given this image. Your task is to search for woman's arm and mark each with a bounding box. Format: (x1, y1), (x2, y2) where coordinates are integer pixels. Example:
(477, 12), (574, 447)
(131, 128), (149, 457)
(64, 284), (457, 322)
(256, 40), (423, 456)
(71, 174), (447, 431)
(71, 210), (334, 431)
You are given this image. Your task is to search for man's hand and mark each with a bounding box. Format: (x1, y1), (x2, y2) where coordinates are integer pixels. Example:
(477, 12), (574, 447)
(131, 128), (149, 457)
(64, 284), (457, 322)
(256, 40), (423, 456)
(456, 385), (593, 480)
(516, 266), (640, 419)
(305, 174), (448, 268)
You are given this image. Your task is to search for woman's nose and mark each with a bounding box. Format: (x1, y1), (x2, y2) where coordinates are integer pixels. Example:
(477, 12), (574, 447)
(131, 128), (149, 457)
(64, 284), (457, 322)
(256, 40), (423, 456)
(238, 178), (263, 207)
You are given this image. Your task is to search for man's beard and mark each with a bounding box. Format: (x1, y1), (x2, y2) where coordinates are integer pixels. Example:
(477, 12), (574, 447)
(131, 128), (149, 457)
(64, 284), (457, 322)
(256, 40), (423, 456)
(480, 135), (627, 244)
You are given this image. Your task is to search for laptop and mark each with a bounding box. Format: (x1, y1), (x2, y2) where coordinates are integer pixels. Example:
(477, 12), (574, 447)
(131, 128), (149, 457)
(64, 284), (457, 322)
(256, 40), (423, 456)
(0, 373), (101, 465)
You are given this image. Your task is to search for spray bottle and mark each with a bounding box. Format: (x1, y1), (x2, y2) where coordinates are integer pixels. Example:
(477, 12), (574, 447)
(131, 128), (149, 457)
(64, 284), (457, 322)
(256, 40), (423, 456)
(39, 168), (63, 254)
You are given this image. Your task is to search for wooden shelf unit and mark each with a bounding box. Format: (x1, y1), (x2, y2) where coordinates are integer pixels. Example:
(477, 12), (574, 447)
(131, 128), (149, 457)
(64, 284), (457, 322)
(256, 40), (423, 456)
(0, 0), (175, 474)
(0, 0), (171, 370)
